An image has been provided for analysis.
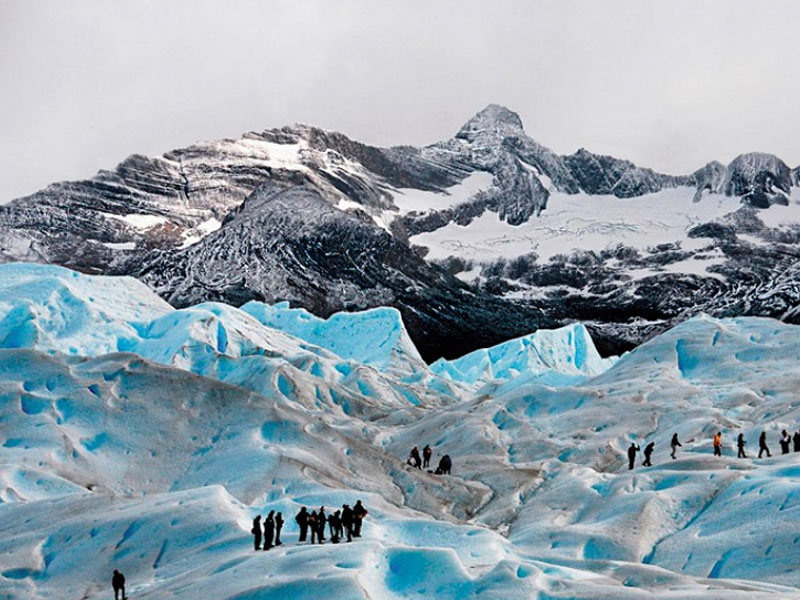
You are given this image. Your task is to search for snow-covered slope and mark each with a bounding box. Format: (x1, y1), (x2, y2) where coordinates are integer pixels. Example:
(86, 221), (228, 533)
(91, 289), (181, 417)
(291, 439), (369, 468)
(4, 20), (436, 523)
(2, 263), (800, 598)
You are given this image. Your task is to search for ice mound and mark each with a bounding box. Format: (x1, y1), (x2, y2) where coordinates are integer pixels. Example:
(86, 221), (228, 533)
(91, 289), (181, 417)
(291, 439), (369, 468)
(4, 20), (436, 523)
(242, 301), (428, 378)
(0, 263), (467, 412)
(430, 322), (616, 387)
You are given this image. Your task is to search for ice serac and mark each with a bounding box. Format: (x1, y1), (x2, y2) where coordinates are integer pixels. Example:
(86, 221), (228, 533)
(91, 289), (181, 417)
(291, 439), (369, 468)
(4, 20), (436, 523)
(0, 263), (467, 412)
(431, 322), (615, 387)
(241, 301), (427, 378)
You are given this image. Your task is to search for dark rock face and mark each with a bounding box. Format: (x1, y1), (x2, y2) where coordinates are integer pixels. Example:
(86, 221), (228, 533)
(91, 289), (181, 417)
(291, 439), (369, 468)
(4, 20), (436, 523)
(563, 148), (692, 197)
(132, 183), (547, 361)
(2, 104), (799, 361)
(722, 153), (792, 208)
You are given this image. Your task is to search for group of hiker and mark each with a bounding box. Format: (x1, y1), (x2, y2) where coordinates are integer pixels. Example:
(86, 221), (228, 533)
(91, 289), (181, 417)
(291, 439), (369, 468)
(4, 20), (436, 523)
(408, 444), (452, 475)
(252, 501), (368, 550)
(627, 428), (800, 469)
(251, 510), (285, 550)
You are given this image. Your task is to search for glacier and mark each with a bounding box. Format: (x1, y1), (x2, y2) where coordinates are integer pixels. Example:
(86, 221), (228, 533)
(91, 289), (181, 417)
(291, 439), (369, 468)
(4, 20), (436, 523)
(2, 264), (800, 599)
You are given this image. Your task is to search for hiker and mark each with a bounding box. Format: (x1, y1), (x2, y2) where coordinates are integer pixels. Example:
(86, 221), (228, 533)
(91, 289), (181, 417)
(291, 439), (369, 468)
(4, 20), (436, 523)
(642, 441), (655, 467)
(112, 569), (126, 600)
(713, 432), (722, 457)
(353, 500), (368, 538)
(670, 433), (682, 459)
(627, 442), (640, 470)
(274, 512), (284, 546)
(341, 504), (354, 542)
(263, 511), (275, 550)
(435, 454), (452, 475)
(794, 430), (800, 453)
(329, 510), (342, 543)
(780, 430), (792, 454)
(409, 446), (422, 469)
(251, 515), (262, 551)
(423, 444), (432, 469)
(317, 507), (327, 543)
(309, 510), (318, 544)
(737, 433), (747, 458)
(759, 431), (771, 458)
(296, 507), (309, 542)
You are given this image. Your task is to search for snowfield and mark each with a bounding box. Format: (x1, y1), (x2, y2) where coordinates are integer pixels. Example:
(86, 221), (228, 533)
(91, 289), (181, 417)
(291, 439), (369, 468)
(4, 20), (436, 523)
(2, 264), (800, 599)
(410, 187), (741, 265)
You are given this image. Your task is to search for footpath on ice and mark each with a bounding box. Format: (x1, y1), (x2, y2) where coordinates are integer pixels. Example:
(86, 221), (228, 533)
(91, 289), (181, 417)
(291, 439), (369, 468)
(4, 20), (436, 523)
(2, 263), (800, 599)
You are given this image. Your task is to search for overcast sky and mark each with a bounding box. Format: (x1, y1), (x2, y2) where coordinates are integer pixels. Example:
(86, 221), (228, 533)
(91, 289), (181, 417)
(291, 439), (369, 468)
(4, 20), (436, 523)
(2, 0), (800, 202)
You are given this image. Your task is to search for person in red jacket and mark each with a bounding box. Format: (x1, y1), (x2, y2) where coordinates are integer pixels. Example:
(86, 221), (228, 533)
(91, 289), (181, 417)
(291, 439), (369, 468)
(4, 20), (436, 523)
(713, 432), (722, 456)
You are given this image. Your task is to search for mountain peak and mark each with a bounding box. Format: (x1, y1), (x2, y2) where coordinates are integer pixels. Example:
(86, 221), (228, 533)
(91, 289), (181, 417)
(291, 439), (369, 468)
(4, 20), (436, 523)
(456, 104), (525, 142)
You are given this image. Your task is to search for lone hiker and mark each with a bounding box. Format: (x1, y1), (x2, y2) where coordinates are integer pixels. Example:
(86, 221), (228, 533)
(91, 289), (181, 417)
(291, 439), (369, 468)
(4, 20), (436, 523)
(759, 431), (771, 458)
(295, 506), (309, 542)
(251, 514), (262, 551)
(353, 500), (368, 538)
(737, 433), (747, 458)
(780, 430), (791, 454)
(112, 569), (126, 600)
(627, 442), (640, 470)
(274, 512), (284, 546)
(643, 442), (655, 467)
(713, 432), (722, 457)
(423, 444), (432, 469)
(670, 433), (682, 459)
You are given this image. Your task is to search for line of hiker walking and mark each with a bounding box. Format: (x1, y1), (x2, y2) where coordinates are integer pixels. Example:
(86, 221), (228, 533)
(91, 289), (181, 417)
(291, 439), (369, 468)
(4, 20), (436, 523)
(252, 501), (368, 550)
(627, 428), (800, 469)
(408, 444), (451, 475)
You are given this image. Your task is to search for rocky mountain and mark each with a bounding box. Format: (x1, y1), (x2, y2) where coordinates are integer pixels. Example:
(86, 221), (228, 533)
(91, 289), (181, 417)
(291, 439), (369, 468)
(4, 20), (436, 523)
(2, 104), (800, 359)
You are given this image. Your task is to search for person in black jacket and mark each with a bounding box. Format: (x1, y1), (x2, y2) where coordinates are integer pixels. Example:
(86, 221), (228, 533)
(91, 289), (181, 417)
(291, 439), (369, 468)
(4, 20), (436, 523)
(794, 429), (800, 453)
(409, 446), (422, 469)
(112, 569), (126, 600)
(737, 433), (747, 458)
(296, 507), (309, 542)
(642, 442), (655, 467)
(329, 510), (341, 543)
(317, 506), (326, 543)
(309, 511), (318, 544)
(627, 443), (640, 470)
(251, 515), (262, 551)
(780, 430), (791, 454)
(759, 431), (771, 458)
(341, 504), (354, 542)
(353, 500), (368, 537)
(274, 512), (284, 546)
(423, 445), (432, 469)
(435, 455), (452, 475)
(670, 433), (682, 459)
(263, 511), (275, 550)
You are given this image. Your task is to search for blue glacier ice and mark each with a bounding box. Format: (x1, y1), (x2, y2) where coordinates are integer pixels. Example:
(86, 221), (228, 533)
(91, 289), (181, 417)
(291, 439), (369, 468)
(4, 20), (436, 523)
(2, 263), (800, 599)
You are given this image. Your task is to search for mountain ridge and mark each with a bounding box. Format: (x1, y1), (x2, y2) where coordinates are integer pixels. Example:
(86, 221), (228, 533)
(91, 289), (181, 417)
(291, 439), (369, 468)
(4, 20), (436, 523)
(3, 104), (800, 361)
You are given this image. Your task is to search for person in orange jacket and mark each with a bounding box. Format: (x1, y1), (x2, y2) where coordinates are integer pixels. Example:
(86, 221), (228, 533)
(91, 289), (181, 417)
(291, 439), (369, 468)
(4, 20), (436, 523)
(713, 431), (722, 456)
